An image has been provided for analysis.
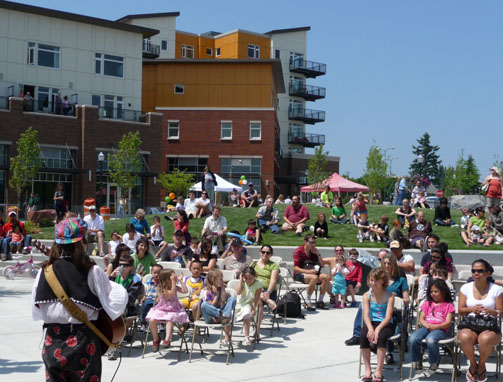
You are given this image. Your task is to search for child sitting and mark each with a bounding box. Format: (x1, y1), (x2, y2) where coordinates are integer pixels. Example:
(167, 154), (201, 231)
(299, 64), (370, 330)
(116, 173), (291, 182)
(470, 225), (482, 244)
(230, 188), (240, 207)
(409, 279), (455, 376)
(357, 214), (373, 243)
(460, 208), (473, 230)
(200, 269), (236, 346)
(190, 237), (201, 255)
(245, 219), (260, 244)
(9, 223), (24, 254)
(372, 215), (390, 243)
(417, 264), (455, 302)
(331, 254), (349, 309)
(481, 218), (497, 247)
(105, 231), (122, 267)
(175, 196), (185, 212)
(414, 190), (429, 208)
(140, 264), (163, 329)
(235, 266), (262, 346)
(122, 223), (141, 253)
(315, 212), (329, 240)
(174, 210), (191, 245)
(345, 248), (362, 308)
(147, 269), (189, 351)
(150, 216), (165, 247)
(180, 260), (205, 321)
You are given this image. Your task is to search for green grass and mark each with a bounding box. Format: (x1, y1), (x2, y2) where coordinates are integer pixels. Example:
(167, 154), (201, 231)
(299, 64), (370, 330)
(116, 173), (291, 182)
(31, 204), (499, 250)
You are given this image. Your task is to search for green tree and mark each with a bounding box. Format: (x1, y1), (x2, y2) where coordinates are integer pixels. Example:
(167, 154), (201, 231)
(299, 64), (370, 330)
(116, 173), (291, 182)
(9, 127), (42, 209)
(362, 143), (388, 204)
(493, 155), (503, 173)
(442, 166), (456, 197)
(409, 132), (442, 185)
(158, 169), (195, 199)
(444, 151), (480, 195)
(307, 145), (330, 193)
(108, 131), (143, 207)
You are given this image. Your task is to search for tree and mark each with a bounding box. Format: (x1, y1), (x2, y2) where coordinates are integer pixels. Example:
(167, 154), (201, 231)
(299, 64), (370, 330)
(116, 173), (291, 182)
(307, 145), (330, 193)
(443, 151), (480, 196)
(9, 127), (42, 210)
(362, 143), (388, 204)
(158, 169), (195, 199)
(108, 131), (143, 207)
(409, 132), (442, 185)
(493, 155), (503, 173)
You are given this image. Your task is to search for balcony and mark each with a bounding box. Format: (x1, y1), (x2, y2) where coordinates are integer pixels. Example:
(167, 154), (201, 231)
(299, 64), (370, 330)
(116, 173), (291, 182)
(142, 41), (160, 59)
(98, 107), (147, 123)
(288, 108), (325, 124)
(289, 58), (326, 78)
(288, 132), (325, 148)
(289, 83), (326, 101)
(0, 96), (8, 110)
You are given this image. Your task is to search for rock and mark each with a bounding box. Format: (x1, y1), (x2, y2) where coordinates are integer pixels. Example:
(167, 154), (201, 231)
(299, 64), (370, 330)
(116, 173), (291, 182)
(28, 209), (57, 224)
(450, 195), (485, 210)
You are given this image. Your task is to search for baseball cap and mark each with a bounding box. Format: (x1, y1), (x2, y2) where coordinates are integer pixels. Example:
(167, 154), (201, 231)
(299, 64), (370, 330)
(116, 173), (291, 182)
(88, 205), (96, 211)
(390, 240), (401, 249)
(174, 229), (184, 236)
(55, 218), (88, 244)
(231, 238), (243, 246)
(8, 211), (17, 216)
(248, 183), (253, 187)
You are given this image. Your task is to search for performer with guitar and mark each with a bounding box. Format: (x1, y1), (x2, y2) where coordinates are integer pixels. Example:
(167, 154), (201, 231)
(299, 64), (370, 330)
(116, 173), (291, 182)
(32, 218), (128, 381)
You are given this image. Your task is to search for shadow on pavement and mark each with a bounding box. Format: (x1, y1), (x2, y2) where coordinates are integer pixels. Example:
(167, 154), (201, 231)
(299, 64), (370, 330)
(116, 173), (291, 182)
(0, 359), (43, 374)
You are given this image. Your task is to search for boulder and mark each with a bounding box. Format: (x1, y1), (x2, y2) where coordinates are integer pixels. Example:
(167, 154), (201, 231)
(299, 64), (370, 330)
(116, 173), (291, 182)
(28, 209), (56, 224)
(450, 195), (485, 210)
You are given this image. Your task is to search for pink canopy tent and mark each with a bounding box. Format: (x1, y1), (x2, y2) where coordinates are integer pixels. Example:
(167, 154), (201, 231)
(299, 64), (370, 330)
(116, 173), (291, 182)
(300, 172), (370, 193)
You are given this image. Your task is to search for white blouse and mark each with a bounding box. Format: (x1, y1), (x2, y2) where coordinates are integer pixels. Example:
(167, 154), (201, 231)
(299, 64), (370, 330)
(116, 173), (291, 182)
(32, 265), (128, 324)
(461, 281), (502, 316)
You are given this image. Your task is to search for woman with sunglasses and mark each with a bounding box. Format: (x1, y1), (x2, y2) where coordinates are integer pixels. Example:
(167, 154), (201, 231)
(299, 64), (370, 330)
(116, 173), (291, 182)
(458, 259), (503, 382)
(250, 245), (279, 338)
(195, 191), (211, 219)
(420, 244), (453, 278)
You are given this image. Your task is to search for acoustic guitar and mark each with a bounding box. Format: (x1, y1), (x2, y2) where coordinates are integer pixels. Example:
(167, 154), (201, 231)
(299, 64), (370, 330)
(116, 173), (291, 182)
(33, 239), (126, 355)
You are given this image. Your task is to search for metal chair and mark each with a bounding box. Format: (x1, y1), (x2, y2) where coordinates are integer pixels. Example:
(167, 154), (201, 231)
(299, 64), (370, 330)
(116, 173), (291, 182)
(221, 269), (236, 282)
(158, 261), (181, 270)
(227, 279), (259, 349)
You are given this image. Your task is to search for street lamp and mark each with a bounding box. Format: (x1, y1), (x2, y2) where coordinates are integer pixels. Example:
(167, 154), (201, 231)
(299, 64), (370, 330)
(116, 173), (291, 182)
(383, 147), (395, 175)
(417, 154), (424, 179)
(389, 157), (399, 176)
(97, 151), (105, 211)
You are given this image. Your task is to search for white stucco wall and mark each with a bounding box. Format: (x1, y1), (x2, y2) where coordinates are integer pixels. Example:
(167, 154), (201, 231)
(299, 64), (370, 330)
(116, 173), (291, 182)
(123, 16), (177, 59)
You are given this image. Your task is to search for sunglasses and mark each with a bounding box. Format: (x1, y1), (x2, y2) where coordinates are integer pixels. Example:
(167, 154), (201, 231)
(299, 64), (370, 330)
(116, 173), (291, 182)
(260, 250), (272, 255)
(308, 241), (317, 245)
(471, 269), (486, 274)
(431, 256), (441, 261)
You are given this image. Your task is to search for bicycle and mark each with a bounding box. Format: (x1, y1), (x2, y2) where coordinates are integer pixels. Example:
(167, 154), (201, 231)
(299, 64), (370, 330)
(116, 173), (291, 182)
(3, 253), (40, 280)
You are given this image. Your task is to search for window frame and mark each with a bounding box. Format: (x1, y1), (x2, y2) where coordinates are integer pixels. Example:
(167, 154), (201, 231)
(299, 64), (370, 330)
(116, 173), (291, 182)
(206, 47), (213, 56)
(167, 120), (180, 140)
(95, 53), (124, 78)
(161, 40), (168, 51)
(220, 121), (233, 140)
(216, 47), (221, 57)
(27, 42), (60, 69)
(182, 44), (194, 59)
(174, 84), (184, 94)
(249, 121), (262, 140)
(248, 44), (260, 59)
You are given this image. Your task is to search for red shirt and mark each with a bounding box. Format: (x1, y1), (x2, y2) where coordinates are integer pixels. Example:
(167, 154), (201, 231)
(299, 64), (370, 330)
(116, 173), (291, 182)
(284, 204), (310, 224)
(487, 178), (502, 199)
(2, 221), (26, 236)
(293, 245), (318, 275)
(345, 260), (362, 283)
(174, 220), (190, 233)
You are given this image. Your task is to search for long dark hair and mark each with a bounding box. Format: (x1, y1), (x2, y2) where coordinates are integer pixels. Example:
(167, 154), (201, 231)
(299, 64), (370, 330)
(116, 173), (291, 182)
(426, 279), (453, 303)
(472, 259), (494, 274)
(111, 243), (131, 271)
(135, 237), (150, 254)
(43, 241), (95, 270)
(177, 210), (189, 223)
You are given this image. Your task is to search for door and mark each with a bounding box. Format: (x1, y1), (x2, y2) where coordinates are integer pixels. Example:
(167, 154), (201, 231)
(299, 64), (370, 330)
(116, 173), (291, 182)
(107, 184), (118, 216)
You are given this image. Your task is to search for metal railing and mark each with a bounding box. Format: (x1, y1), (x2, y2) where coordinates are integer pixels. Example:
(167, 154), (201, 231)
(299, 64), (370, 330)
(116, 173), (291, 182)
(0, 96), (8, 110)
(98, 106), (147, 123)
(289, 58), (327, 76)
(288, 108), (326, 123)
(288, 132), (325, 146)
(142, 41), (160, 58)
(22, 99), (75, 116)
(289, 83), (326, 99)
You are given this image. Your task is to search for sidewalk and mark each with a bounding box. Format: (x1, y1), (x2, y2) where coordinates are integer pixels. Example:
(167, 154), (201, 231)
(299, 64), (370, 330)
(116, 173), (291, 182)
(0, 277), (472, 382)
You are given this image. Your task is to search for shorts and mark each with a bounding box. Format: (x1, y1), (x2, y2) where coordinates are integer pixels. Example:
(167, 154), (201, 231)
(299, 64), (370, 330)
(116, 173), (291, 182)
(411, 236), (425, 246)
(360, 321), (395, 349)
(346, 280), (357, 288)
(486, 197), (502, 209)
(261, 290), (278, 305)
(294, 273), (306, 283)
(180, 297), (200, 309)
(86, 234), (97, 243)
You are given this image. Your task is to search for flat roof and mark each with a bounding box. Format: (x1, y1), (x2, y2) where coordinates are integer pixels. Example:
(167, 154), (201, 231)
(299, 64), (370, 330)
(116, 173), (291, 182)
(176, 28), (269, 39)
(143, 59), (285, 93)
(265, 26), (311, 35)
(116, 12), (180, 23)
(0, 0), (159, 38)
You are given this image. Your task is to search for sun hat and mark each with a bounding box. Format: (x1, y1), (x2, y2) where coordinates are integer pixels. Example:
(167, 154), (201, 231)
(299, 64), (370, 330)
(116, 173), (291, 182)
(55, 218), (88, 244)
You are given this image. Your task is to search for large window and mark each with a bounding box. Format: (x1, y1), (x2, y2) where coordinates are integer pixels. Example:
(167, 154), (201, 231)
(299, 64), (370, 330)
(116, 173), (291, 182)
(161, 40), (168, 51)
(39, 147), (76, 169)
(220, 158), (262, 192)
(27, 42), (60, 68)
(248, 44), (260, 59)
(181, 44), (194, 59)
(0, 144), (8, 166)
(95, 53), (124, 78)
(167, 157), (207, 174)
(167, 121), (180, 139)
(221, 121), (232, 140)
(249, 121), (261, 140)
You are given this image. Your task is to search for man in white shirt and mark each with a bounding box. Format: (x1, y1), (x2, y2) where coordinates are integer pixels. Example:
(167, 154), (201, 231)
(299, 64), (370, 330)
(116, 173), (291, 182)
(184, 191), (197, 219)
(83, 205), (105, 257)
(202, 206), (228, 254)
(389, 240), (415, 275)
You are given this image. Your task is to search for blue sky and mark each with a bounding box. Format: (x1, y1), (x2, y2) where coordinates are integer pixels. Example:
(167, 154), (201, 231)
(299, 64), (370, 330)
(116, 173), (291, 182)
(20, 0), (503, 179)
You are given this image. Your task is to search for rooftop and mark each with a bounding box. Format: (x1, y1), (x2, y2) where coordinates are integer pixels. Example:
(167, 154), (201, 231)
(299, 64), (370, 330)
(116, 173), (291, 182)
(116, 11), (180, 23)
(265, 26), (311, 35)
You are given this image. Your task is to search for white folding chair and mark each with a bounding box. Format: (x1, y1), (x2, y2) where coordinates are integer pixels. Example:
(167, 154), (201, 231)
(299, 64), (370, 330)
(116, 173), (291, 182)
(222, 270), (236, 282)
(158, 261), (181, 270)
(216, 258), (225, 269)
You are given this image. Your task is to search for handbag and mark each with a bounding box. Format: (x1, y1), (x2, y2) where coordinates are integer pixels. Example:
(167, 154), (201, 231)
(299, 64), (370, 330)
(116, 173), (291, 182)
(458, 314), (499, 333)
(482, 183), (489, 192)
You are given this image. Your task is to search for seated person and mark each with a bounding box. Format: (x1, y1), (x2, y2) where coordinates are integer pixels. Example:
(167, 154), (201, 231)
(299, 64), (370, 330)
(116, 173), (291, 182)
(187, 238), (217, 275)
(434, 198), (454, 226)
(417, 264), (455, 302)
(395, 199), (416, 227)
(202, 206), (227, 255)
(156, 229), (194, 266)
(420, 244), (454, 278)
(184, 191), (198, 219)
(241, 183), (258, 208)
(122, 223), (141, 253)
(256, 197), (280, 233)
(229, 188), (240, 208)
(180, 260), (205, 320)
(130, 209), (150, 237)
(140, 264), (163, 328)
(460, 207), (473, 231)
(481, 218), (497, 247)
(83, 205), (106, 257)
(275, 194), (284, 204)
(282, 195), (310, 236)
(195, 191), (212, 218)
(357, 214), (373, 243)
(410, 180), (425, 205)
(419, 235), (453, 279)
(150, 215), (165, 247)
(461, 206), (486, 247)
(320, 185), (334, 208)
(372, 215), (390, 243)
(244, 219), (260, 244)
(222, 239), (252, 278)
(132, 237), (156, 276)
(408, 211), (433, 250)
(413, 190), (429, 208)
(292, 234), (331, 311)
(489, 205), (503, 234)
(352, 192), (368, 225)
(330, 197), (349, 224)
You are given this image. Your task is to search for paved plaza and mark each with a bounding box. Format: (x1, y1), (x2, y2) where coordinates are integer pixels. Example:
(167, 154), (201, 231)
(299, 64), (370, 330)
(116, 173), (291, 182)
(0, 277), (478, 382)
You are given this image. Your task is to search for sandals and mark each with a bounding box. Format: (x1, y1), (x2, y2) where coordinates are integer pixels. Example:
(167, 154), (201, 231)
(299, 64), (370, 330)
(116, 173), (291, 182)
(466, 366), (477, 382)
(242, 337), (251, 346)
(220, 339), (229, 347)
(162, 339), (171, 347)
(372, 376), (384, 382)
(478, 367), (487, 382)
(361, 377), (372, 382)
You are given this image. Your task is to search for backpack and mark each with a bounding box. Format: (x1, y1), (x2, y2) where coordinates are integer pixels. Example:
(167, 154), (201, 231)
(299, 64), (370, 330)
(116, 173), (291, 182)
(276, 292), (304, 319)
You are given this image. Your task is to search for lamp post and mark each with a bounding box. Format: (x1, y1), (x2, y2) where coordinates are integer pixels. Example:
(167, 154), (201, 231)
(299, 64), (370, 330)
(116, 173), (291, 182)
(417, 154), (424, 179)
(97, 151), (104, 211)
(383, 147), (395, 175)
(389, 157), (399, 176)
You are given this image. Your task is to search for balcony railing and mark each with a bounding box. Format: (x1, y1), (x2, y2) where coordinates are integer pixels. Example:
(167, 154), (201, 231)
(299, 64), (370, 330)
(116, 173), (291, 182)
(289, 58), (326, 78)
(0, 96), (8, 110)
(288, 132), (325, 147)
(288, 108), (325, 124)
(289, 83), (326, 101)
(22, 99), (76, 116)
(98, 106), (147, 123)
(143, 41), (160, 59)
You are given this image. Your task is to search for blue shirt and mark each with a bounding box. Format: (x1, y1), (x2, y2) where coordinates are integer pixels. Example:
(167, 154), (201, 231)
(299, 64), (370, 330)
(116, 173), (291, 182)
(399, 178), (407, 191)
(386, 277), (408, 298)
(130, 217), (150, 235)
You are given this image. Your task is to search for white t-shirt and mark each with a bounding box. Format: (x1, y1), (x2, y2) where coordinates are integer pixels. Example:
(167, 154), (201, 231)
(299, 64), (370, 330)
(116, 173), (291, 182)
(123, 232), (142, 253)
(150, 224), (165, 241)
(461, 282), (503, 315)
(398, 254), (415, 275)
(108, 239), (121, 256)
(203, 215), (227, 233)
(185, 198), (197, 211)
(84, 214), (105, 235)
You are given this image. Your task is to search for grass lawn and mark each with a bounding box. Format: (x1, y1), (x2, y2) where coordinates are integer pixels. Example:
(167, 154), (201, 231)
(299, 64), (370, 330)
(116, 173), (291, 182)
(31, 204), (498, 251)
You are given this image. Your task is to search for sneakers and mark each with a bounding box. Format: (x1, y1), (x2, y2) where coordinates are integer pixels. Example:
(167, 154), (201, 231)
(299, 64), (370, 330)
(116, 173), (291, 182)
(370, 236), (375, 243)
(385, 353), (395, 365)
(107, 349), (117, 360)
(350, 301), (359, 308)
(316, 301), (329, 310)
(345, 336), (360, 346)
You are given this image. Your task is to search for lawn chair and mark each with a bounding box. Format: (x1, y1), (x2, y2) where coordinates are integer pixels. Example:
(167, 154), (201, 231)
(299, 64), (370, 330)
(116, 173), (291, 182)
(227, 279), (259, 349)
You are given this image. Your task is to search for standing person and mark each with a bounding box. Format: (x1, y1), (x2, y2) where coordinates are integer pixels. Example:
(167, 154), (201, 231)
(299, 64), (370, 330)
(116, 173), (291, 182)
(32, 218), (128, 381)
(118, 195), (126, 219)
(482, 167), (502, 210)
(202, 206), (228, 254)
(396, 175), (410, 206)
(241, 183), (258, 208)
(27, 192), (39, 213)
(344, 248), (362, 307)
(201, 165), (217, 207)
(62, 96), (72, 115)
(23, 91), (34, 111)
(320, 185), (334, 208)
(53, 183), (65, 222)
(331, 254), (349, 309)
(282, 195), (310, 236)
(256, 197), (280, 234)
(55, 93), (62, 115)
(411, 179), (426, 207)
(393, 176), (401, 205)
(83, 205), (106, 257)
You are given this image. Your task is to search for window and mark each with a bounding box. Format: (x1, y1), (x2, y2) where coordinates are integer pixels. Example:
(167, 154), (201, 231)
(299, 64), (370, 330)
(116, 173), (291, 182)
(92, 95), (101, 107)
(161, 40), (168, 51)
(275, 49), (280, 59)
(103, 95), (123, 119)
(174, 84), (184, 94)
(167, 121), (180, 139)
(216, 47), (221, 57)
(39, 147), (75, 169)
(181, 44), (194, 59)
(206, 48), (213, 56)
(220, 158), (262, 192)
(27, 42), (60, 68)
(0, 144), (8, 166)
(168, 157), (208, 174)
(95, 53), (124, 78)
(248, 44), (260, 59)
(221, 121), (232, 140)
(249, 121), (261, 140)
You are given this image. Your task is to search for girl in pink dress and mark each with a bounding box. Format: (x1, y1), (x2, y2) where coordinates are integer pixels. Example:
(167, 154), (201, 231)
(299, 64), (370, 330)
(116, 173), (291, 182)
(147, 269), (189, 351)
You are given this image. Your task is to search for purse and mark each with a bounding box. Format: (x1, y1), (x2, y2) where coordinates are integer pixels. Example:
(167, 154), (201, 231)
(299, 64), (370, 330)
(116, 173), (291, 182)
(458, 314), (499, 333)
(482, 183), (489, 192)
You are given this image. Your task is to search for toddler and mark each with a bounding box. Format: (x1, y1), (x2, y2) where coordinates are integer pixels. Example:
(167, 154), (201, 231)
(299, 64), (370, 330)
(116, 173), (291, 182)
(150, 216), (165, 247)
(9, 223), (24, 254)
(180, 260), (205, 320)
(123, 223), (141, 253)
(470, 225), (482, 244)
(331, 254), (348, 308)
(147, 269), (189, 351)
(230, 188), (240, 207)
(245, 219), (260, 244)
(480, 218), (497, 247)
(417, 265), (455, 302)
(235, 266), (262, 346)
(357, 214), (373, 243)
(315, 212), (328, 239)
(345, 248), (362, 308)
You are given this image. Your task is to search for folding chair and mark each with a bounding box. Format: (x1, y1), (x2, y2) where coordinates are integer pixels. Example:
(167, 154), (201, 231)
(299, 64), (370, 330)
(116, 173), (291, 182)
(227, 279), (259, 349)
(141, 319), (190, 360)
(284, 268), (314, 308)
(216, 258), (225, 269)
(158, 261), (181, 270)
(189, 288), (237, 365)
(174, 268), (192, 278)
(222, 270), (236, 282)
(124, 283), (146, 356)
